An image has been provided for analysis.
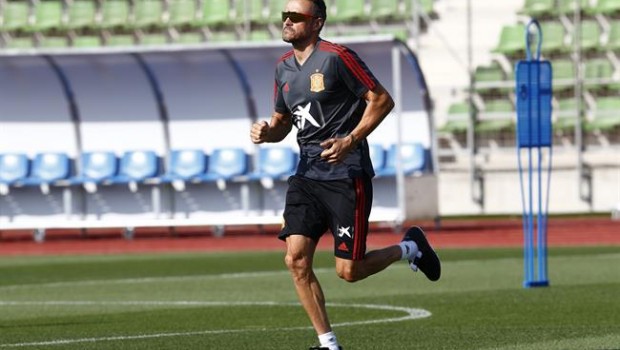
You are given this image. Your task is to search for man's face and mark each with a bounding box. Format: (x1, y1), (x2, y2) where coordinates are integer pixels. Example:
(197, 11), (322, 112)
(281, 0), (319, 44)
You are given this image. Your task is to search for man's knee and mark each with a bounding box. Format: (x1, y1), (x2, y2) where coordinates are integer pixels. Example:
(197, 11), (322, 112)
(285, 252), (312, 278)
(336, 262), (363, 283)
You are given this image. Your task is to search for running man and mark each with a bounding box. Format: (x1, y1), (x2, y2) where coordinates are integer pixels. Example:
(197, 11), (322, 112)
(249, 1), (441, 349)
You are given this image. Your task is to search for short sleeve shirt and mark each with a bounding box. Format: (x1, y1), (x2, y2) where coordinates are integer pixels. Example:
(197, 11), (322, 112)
(274, 38), (380, 180)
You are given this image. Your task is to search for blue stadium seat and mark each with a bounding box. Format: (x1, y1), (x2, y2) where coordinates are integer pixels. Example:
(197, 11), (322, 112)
(376, 143), (426, 177)
(0, 153), (29, 195)
(368, 144), (386, 173)
(110, 151), (160, 192)
(197, 148), (248, 190)
(71, 151), (118, 193)
(22, 152), (71, 194)
(248, 147), (297, 188)
(160, 149), (207, 191)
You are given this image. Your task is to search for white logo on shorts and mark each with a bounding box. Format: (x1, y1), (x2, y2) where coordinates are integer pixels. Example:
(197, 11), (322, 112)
(337, 226), (352, 238)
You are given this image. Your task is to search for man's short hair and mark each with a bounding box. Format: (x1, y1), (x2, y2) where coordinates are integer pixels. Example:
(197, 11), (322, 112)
(310, 0), (327, 21)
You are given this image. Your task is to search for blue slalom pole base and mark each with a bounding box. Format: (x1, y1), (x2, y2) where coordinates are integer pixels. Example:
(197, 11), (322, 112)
(523, 280), (549, 288)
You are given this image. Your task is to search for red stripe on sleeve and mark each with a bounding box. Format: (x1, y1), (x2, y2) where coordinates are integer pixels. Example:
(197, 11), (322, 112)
(319, 42), (376, 90)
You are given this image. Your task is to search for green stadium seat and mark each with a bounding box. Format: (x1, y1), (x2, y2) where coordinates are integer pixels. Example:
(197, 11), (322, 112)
(493, 23), (526, 57)
(477, 99), (514, 132)
(168, 0), (198, 28)
(235, 0), (269, 25)
(552, 59), (576, 92)
(27, 0), (64, 33)
(5, 36), (34, 49)
(100, 1), (130, 29)
(72, 35), (101, 47)
(474, 63), (506, 94)
(139, 33), (168, 45)
(539, 21), (567, 54)
(585, 97), (620, 131)
(200, 0), (232, 28)
(106, 34), (135, 46)
(441, 102), (471, 133)
(574, 20), (602, 52)
(586, 0), (620, 15)
(248, 29), (272, 41)
(176, 31), (204, 44)
(267, 0), (287, 24)
(331, 0), (367, 24)
(584, 58), (614, 92)
(554, 0), (590, 15)
(519, 0), (555, 17)
(208, 30), (237, 42)
(555, 98), (581, 131)
(132, 0), (165, 29)
(604, 21), (620, 51)
(66, 1), (97, 30)
(369, 0), (400, 22)
(39, 35), (68, 48)
(1, 2), (31, 32)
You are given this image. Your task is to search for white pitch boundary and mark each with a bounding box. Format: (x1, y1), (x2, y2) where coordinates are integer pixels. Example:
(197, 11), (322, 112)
(0, 301), (431, 348)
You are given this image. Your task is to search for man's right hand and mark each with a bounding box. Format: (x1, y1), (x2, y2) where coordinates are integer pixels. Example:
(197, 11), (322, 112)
(250, 120), (270, 144)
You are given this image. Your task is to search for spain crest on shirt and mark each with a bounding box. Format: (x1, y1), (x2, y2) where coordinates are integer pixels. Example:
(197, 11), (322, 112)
(310, 72), (325, 92)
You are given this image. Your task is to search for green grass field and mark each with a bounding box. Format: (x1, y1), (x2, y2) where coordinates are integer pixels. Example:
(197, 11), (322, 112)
(1, 246), (619, 349)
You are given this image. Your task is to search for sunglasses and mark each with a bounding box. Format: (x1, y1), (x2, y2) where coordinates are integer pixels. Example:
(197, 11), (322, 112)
(281, 11), (317, 23)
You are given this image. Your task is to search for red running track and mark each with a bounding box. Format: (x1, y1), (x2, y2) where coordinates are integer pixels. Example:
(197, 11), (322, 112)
(0, 217), (618, 256)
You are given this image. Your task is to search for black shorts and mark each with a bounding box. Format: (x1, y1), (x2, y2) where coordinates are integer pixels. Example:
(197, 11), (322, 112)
(279, 175), (373, 260)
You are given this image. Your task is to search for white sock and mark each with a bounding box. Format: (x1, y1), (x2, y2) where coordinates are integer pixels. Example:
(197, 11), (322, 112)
(318, 331), (339, 349)
(399, 241), (421, 260)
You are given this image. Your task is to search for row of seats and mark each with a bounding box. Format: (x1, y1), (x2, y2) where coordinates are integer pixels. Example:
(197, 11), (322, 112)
(0, 143), (428, 195)
(0, 0), (434, 34)
(0, 0), (435, 33)
(442, 95), (620, 134)
(493, 20), (620, 58)
(519, 0), (620, 18)
(0, 0), (432, 48)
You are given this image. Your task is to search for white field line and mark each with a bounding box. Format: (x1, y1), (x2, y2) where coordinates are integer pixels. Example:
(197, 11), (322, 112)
(0, 301), (431, 348)
(0, 268), (335, 291)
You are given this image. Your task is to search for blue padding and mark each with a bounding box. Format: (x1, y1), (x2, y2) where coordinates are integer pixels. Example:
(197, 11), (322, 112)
(198, 148), (248, 181)
(76, 151), (118, 183)
(161, 149), (207, 181)
(0, 153), (30, 184)
(111, 150), (159, 183)
(249, 147), (297, 180)
(368, 144), (386, 173)
(515, 60), (553, 148)
(22, 153), (71, 185)
(376, 143), (426, 177)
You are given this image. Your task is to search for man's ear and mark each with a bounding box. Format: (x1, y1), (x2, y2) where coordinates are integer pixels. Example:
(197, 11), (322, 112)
(314, 18), (325, 32)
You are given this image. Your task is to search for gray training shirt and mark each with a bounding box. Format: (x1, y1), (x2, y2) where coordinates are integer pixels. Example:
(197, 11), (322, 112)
(274, 38), (381, 180)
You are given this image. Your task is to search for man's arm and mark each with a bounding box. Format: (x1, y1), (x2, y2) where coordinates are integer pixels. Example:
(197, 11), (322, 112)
(320, 84), (394, 163)
(250, 111), (293, 144)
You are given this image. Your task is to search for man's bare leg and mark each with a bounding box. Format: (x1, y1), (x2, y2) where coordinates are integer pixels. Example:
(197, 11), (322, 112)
(285, 235), (332, 335)
(335, 245), (402, 282)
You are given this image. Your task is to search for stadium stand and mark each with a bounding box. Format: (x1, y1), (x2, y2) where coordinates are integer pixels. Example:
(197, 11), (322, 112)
(248, 147), (297, 189)
(0, 0), (438, 48)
